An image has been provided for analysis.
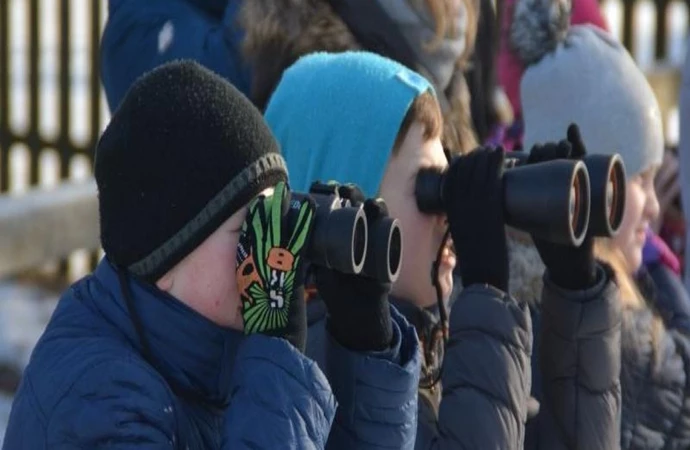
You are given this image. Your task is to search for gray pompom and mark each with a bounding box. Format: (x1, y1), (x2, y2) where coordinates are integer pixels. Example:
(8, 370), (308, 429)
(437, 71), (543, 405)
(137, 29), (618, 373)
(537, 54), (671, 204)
(510, 0), (572, 65)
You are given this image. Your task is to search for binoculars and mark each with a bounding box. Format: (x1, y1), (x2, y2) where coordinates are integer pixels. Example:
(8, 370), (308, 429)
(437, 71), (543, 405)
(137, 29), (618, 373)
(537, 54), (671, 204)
(292, 183), (403, 283)
(415, 152), (626, 246)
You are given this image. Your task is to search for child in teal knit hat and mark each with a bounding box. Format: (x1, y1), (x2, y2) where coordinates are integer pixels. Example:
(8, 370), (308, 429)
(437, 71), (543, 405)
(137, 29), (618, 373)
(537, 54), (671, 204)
(266, 51), (455, 306)
(265, 50), (536, 449)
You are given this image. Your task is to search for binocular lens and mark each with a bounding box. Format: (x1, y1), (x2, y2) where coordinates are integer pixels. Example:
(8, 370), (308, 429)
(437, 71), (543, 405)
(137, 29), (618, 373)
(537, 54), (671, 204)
(570, 165), (590, 245)
(353, 217), (367, 270)
(584, 154), (626, 237)
(361, 216), (403, 283)
(606, 181), (614, 223)
(388, 225), (402, 281)
(569, 187), (576, 230)
(388, 228), (402, 278)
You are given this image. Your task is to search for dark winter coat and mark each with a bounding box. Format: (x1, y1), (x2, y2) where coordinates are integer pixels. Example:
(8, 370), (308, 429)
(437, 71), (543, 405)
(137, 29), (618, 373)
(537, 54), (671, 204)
(3, 259), (336, 449)
(308, 285), (534, 449)
(101, 0), (251, 111)
(509, 233), (690, 449)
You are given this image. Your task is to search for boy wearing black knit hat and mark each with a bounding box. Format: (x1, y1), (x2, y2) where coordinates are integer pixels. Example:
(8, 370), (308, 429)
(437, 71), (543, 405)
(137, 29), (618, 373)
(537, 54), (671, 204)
(3, 61), (341, 449)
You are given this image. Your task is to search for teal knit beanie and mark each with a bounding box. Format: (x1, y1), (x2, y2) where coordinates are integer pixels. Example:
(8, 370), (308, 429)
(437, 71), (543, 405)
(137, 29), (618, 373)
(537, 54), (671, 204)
(265, 51), (434, 197)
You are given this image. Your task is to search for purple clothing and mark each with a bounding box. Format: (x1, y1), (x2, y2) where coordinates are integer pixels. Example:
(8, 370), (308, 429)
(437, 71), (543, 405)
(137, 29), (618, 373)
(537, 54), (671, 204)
(643, 229), (681, 275)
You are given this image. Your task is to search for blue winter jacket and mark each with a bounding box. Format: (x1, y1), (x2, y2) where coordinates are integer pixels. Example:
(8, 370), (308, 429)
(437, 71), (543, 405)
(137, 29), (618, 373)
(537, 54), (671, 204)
(223, 297), (421, 449)
(307, 286), (534, 450)
(3, 259), (336, 449)
(101, 0), (251, 111)
(299, 300), (421, 450)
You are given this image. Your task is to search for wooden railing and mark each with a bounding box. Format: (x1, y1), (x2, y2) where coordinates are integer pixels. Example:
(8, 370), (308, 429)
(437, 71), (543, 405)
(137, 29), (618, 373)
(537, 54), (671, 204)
(0, 0), (687, 281)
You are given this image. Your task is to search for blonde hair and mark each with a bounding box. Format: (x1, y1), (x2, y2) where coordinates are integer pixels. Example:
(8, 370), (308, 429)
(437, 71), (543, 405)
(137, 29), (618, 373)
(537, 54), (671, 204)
(594, 239), (643, 308)
(594, 238), (663, 362)
(423, 0), (479, 68)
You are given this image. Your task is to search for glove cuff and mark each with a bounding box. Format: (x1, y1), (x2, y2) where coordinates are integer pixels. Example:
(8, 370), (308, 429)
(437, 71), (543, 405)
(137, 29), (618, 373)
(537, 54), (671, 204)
(546, 254), (597, 290)
(325, 289), (393, 352)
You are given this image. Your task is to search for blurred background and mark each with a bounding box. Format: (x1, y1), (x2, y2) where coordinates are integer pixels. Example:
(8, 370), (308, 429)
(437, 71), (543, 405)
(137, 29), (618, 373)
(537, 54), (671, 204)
(0, 0), (688, 441)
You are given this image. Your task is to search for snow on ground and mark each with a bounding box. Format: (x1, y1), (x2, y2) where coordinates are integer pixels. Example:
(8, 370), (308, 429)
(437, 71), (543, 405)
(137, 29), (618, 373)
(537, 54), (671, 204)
(0, 393), (14, 445)
(0, 280), (60, 442)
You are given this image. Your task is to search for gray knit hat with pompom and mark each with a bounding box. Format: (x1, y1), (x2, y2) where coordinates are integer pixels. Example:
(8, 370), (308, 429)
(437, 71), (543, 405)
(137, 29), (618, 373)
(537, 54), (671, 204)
(511, 0), (663, 176)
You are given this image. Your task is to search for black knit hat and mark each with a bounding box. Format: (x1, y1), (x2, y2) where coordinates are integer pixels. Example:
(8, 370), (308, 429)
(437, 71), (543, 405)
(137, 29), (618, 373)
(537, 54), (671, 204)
(95, 60), (287, 282)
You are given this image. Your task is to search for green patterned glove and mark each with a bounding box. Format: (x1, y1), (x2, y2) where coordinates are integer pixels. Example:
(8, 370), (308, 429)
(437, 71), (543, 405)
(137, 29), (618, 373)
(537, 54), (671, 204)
(235, 181), (315, 352)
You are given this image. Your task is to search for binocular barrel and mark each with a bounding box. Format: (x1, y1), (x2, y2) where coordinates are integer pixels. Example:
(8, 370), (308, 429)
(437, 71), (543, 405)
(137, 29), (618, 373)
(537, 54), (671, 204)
(363, 216), (403, 283)
(506, 152), (626, 237)
(505, 159), (591, 246)
(415, 158), (592, 246)
(582, 154), (626, 237)
(293, 191), (403, 283)
(416, 151), (627, 245)
(293, 193), (368, 275)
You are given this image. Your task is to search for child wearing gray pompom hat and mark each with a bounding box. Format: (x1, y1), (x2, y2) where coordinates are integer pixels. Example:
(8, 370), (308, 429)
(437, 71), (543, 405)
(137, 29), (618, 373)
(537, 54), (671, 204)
(514, 0), (668, 273)
(515, 1), (664, 178)
(509, 0), (690, 448)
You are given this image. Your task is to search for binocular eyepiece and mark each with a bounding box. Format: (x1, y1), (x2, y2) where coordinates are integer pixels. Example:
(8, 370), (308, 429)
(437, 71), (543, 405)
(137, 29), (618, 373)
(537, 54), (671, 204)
(415, 152), (626, 246)
(292, 184), (403, 283)
(583, 154), (626, 237)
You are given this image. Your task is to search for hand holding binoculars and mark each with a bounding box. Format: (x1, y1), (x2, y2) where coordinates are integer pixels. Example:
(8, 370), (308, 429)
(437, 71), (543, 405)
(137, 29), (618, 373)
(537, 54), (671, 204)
(290, 182), (402, 283)
(415, 150), (626, 246)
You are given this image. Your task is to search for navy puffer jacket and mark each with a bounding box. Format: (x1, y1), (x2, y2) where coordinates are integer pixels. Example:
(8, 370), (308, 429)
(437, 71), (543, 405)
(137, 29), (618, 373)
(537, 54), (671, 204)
(3, 259), (336, 449)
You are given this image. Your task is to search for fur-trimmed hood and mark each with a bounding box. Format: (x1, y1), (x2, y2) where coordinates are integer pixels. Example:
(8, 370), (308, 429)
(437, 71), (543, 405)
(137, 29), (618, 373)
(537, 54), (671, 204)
(507, 229), (546, 307)
(239, 0), (479, 153)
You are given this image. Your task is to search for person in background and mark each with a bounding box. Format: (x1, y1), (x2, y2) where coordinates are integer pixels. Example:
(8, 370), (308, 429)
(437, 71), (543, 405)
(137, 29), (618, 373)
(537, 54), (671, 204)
(240, 0), (479, 155)
(3, 60), (342, 449)
(497, 0), (608, 150)
(465, 0), (515, 146)
(262, 49), (622, 449)
(100, 0), (250, 111)
(678, 43), (690, 292)
(99, 0), (487, 156)
(510, 0), (690, 445)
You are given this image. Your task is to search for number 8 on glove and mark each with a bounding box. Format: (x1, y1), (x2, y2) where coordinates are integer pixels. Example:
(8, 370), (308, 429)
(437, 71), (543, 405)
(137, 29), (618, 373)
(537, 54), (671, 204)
(236, 181), (315, 349)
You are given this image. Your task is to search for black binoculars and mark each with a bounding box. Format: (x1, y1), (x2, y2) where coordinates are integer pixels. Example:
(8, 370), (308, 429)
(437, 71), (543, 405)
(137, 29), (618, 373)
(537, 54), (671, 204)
(415, 152), (626, 246)
(292, 183), (403, 283)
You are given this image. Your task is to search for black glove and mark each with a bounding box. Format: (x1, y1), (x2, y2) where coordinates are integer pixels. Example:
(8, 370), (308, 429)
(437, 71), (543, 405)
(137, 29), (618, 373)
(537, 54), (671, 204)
(527, 124), (597, 290)
(315, 184), (393, 352)
(236, 181), (315, 352)
(445, 147), (509, 292)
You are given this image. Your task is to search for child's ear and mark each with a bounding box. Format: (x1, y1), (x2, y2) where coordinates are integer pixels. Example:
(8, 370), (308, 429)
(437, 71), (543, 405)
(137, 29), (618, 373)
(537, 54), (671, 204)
(156, 270), (175, 293)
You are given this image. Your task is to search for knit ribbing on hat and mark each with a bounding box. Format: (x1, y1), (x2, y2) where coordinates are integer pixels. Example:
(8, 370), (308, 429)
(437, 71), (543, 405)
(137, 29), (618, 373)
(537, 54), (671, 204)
(128, 153), (287, 279)
(510, 0), (572, 65)
(519, 26), (664, 176)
